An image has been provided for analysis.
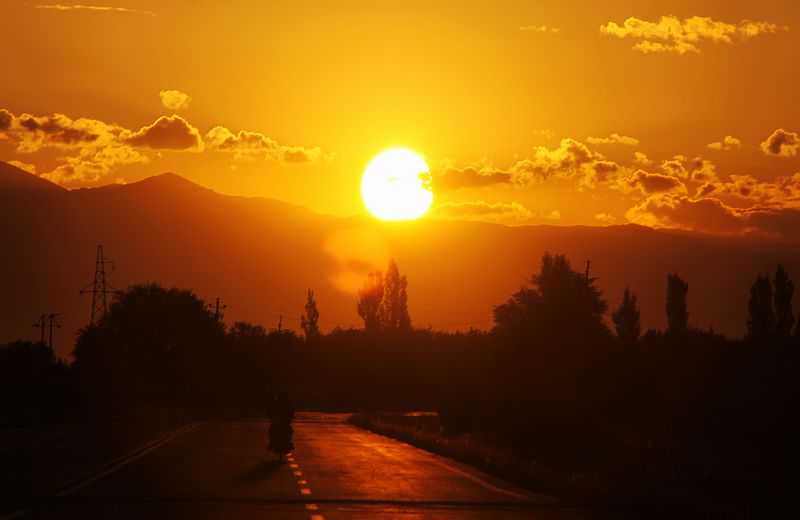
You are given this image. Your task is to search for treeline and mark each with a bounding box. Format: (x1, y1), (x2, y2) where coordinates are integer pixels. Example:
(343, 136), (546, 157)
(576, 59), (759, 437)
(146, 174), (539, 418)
(2, 253), (799, 514)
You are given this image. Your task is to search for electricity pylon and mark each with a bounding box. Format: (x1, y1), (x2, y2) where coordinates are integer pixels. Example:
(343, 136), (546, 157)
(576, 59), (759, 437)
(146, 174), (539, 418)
(80, 245), (116, 326)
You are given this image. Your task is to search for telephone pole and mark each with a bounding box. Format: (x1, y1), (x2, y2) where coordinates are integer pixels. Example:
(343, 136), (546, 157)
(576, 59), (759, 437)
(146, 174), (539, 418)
(48, 313), (60, 350)
(31, 314), (46, 344)
(80, 245), (116, 326)
(206, 297), (227, 322)
(30, 313), (60, 348)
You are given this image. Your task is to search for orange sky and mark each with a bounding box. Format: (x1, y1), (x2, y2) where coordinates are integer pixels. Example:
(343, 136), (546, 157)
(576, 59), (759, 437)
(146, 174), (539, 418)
(1, 0), (799, 238)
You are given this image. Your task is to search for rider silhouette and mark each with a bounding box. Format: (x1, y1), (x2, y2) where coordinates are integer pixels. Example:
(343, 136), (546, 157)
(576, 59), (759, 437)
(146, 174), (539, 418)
(268, 391), (295, 459)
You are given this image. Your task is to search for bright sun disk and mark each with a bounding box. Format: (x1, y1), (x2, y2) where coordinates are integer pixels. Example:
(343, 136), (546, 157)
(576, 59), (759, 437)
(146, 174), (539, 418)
(361, 148), (433, 221)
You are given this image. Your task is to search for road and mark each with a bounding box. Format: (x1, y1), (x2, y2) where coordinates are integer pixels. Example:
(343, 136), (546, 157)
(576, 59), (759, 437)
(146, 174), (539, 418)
(2, 414), (598, 519)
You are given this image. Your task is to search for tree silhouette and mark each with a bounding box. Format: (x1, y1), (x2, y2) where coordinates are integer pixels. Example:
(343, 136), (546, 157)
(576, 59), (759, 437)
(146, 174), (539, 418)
(665, 272), (689, 335)
(380, 259), (411, 333)
(0, 340), (58, 382)
(357, 271), (384, 334)
(612, 287), (641, 346)
(773, 264), (795, 342)
(493, 252), (609, 346)
(300, 289), (321, 341)
(72, 283), (224, 398)
(747, 273), (775, 342)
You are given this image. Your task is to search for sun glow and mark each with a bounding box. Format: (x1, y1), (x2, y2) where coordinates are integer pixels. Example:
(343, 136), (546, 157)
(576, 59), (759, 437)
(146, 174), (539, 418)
(361, 148), (433, 221)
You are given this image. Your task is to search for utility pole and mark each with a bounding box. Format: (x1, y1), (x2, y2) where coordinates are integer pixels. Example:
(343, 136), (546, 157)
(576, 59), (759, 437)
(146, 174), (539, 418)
(80, 245), (116, 326)
(585, 260), (591, 281)
(206, 297), (227, 322)
(48, 313), (60, 350)
(30, 313), (59, 348)
(31, 314), (46, 344)
(278, 315), (283, 332)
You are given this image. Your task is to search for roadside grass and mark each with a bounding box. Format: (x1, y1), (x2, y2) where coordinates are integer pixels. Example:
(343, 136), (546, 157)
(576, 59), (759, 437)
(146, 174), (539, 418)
(348, 412), (615, 507)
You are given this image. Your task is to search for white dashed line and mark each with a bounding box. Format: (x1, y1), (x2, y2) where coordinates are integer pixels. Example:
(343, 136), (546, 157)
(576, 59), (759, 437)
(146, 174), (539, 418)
(297, 479), (307, 485)
(310, 515), (325, 520)
(293, 470), (302, 476)
(300, 487), (312, 495)
(305, 503), (318, 510)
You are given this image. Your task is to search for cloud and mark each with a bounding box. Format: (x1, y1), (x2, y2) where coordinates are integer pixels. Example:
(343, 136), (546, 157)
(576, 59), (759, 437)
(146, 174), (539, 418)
(205, 126), (321, 164)
(7, 160), (37, 174)
(433, 201), (536, 225)
(629, 169), (684, 194)
(33, 4), (155, 16)
(600, 16), (783, 54)
(626, 192), (800, 240)
(127, 115), (203, 150)
(633, 151), (652, 165)
(520, 25), (560, 34)
(159, 90), (191, 111)
(696, 172), (800, 206)
(509, 138), (600, 184)
(587, 133), (640, 146)
(707, 135), (742, 150)
(595, 212), (616, 224)
(0, 109), (12, 131)
(761, 128), (800, 157)
(13, 113), (102, 151)
(435, 165), (512, 191)
(2, 108), (324, 185)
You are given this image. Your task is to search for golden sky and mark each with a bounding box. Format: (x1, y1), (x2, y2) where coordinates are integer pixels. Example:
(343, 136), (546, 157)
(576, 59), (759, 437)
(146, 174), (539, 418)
(1, 0), (799, 238)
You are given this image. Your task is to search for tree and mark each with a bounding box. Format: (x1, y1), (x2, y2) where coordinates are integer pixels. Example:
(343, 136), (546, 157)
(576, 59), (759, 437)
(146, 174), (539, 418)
(300, 289), (321, 341)
(72, 283), (224, 397)
(666, 272), (689, 335)
(493, 252), (609, 346)
(380, 259), (411, 333)
(612, 287), (641, 346)
(0, 340), (59, 382)
(357, 271), (384, 334)
(773, 264), (795, 342)
(747, 273), (775, 342)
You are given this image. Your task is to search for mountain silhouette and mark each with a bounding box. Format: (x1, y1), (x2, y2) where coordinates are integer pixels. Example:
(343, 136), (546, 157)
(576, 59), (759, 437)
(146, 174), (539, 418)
(2, 161), (799, 358)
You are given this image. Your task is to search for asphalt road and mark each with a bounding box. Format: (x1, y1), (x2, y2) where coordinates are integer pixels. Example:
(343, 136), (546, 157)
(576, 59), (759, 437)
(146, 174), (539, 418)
(2, 414), (598, 519)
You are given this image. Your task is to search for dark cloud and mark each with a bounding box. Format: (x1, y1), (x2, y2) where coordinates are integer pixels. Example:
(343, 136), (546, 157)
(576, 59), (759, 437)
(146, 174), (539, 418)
(626, 193), (800, 241)
(205, 126), (320, 164)
(0, 109), (11, 131)
(630, 170), (683, 193)
(17, 114), (100, 144)
(761, 128), (799, 157)
(127, 115), (203, 150)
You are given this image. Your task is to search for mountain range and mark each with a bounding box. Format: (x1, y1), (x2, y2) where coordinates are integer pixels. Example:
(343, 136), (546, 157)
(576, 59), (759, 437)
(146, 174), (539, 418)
(2, 161), (799, 359)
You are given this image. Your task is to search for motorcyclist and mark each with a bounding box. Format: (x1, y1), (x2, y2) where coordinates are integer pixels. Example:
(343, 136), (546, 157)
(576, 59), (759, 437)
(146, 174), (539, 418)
(268, 391), (295, 460)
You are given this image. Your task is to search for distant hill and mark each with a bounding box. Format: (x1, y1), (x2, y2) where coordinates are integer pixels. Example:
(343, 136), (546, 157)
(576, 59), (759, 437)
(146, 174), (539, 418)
(2, 161), (799, 358)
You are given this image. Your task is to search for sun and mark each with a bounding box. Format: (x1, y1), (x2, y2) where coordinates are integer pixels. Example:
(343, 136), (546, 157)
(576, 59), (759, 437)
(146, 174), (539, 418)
(361, 148), (434, 221)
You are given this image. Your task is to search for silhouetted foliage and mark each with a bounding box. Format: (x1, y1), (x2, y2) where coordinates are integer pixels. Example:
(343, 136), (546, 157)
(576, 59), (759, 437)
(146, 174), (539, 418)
(357, 271), (384, 334)
(356, 260), (412, 334)
(300, 288), (321, 341)
(493, 252), (609, 348)
(665, 272), (689, 335)
(72, 283), (225, 403)
(0, 340), (61, 382)
(612, 287), (641, 346)
(380, 259), (411, 333)
(747, 273), (775, 342)
(773, 264), (795, 342)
